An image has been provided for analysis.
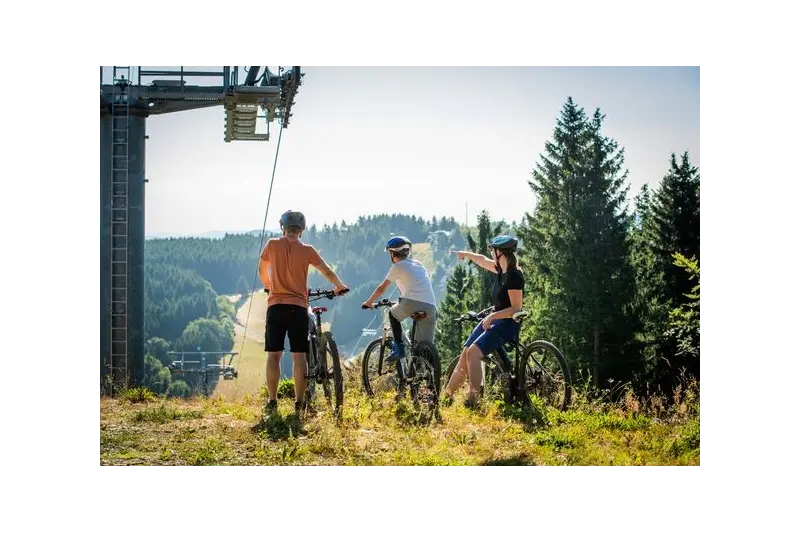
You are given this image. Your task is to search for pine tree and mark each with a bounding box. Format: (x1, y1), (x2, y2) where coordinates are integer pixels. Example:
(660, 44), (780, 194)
(435, 263), (475, 366)
(645, 152), (700, 308)
(629, 184), (668, 374)
(642, 152), (701, 386)
(467, 210), (503, 309)
(520, 98), (637, 386)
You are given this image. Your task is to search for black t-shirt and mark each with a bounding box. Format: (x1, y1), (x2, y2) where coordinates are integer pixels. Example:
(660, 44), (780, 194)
(492, 268), (524, 312)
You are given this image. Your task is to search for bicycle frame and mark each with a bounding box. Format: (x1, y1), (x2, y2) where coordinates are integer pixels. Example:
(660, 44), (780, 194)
(376, 306), (415, 379)
(306, 308), (323, 381)
(306, 288), (347, 384)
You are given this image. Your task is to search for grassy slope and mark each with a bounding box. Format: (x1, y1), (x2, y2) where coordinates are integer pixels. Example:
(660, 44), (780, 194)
(127, 247), (699, 465)
(101, 375), (700, 466)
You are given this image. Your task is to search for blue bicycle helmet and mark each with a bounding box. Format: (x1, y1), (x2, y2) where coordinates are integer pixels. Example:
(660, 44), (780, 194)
(385, 235), (412, 252)
(489, 235), (518, 252)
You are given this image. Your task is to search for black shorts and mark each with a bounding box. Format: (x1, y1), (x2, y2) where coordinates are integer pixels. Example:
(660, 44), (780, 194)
(265, 304), (309, 353)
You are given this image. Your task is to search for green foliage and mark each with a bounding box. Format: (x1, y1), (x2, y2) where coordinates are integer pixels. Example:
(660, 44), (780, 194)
(175, 317), (233, 354)
(121, 387), (158, 403)
(143, 354), (172, 395)
(167, 380), (191, 398)
(145, 337), (172, 366)
(146, 215), (464, 353)
(518, 97), (637, 386)
(435, 263), (475, 364)
(130, 404), (203, 423)
(631, 153), (700, 389)
(666, 253), (699, 360)
(466, 210), (505, 309)
(277, 379), (295, 399)
(644, 153), (700, 303)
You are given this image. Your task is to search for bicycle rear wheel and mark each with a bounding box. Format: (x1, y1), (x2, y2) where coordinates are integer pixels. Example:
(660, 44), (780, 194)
(408, 341), (441, 408)
(521, 340), (572, 411)
(319, 331), (344, 414)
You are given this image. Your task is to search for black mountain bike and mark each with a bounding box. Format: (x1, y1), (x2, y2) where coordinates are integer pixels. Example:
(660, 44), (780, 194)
(360, 299), (441, 409)
(443, 307), (572, 411)
(264, 287), (348, 414)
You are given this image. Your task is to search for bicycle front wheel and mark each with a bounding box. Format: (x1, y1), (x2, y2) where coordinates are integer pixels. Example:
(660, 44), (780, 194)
(361, 337), (399, 397)
(521, 340), (572, 411)
(319, 331), (344, 414)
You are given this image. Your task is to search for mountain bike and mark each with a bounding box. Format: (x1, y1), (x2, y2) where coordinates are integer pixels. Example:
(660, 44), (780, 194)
(443, 307), (572, 410)
(263, 287), (348, 415)
(360, 299), (441, 410)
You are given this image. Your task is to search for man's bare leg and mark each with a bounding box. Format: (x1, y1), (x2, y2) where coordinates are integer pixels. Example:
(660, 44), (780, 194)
(292, 352), (308, 404)
(266, 351), (282, 400)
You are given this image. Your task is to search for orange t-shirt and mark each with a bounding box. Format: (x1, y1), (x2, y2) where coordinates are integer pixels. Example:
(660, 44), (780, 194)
(260, 237), (323, 308)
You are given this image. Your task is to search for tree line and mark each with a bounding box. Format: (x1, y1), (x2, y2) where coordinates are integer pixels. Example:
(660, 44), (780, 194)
(143, 97), (699, 397)
(142, 214), (466, 390)
(436, 98), (699, 396)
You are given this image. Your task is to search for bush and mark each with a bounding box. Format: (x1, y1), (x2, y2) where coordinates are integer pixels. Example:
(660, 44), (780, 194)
(121, 387), (158, 403)
(167, 380), (191, 398)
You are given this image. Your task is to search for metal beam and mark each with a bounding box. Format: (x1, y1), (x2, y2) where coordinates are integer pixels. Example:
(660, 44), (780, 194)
(139, 70), (225, 77)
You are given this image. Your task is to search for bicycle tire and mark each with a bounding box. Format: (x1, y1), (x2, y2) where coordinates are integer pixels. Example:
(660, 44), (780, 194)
(304, 338), (319, 406)
(319, 331), (344, 414)
(361, 336), (398, 397)
(517, 340), (572, 411)
(409, 341), (441, 407)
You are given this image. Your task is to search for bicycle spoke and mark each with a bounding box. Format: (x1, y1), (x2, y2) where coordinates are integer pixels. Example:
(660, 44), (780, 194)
(523, 342), (571, 410)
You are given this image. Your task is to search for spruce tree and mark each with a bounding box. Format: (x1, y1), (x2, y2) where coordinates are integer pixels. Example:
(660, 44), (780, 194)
(520, 98), (637, 386)
(435, 263), (475, 365)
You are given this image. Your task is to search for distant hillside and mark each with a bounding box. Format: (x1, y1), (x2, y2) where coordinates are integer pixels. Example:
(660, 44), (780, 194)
(142, 214), (468, 395)
(146, 229), (274, 240)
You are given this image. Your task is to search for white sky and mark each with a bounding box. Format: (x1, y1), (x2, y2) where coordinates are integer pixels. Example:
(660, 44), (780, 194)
(120, 66), (699, 236)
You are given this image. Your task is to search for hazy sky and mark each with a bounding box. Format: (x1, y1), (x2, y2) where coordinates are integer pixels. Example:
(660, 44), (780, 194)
(113, 66), (699, 236)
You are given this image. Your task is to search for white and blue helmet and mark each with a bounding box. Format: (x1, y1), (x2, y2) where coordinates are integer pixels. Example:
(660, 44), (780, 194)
(385, 235), (412, 254)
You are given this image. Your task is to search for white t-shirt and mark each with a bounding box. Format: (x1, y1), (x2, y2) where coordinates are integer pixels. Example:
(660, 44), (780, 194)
(385, 259), (437, 306)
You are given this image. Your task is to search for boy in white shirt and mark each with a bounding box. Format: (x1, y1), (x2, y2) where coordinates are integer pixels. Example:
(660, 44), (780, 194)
(362, 236), (438, 361)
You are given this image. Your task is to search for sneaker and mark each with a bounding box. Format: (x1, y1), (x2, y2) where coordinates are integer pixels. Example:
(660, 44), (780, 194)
(385, 341), (405, 363)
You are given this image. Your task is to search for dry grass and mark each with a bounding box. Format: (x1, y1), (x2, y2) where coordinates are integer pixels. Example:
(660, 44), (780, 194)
(101, 370), (699, 466)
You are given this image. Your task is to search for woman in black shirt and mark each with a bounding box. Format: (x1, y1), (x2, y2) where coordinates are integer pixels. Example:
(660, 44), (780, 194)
(443, 235), (524, 407)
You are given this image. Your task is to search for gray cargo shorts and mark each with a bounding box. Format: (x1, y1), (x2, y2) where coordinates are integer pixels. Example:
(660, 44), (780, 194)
(390, 297), (437, 344)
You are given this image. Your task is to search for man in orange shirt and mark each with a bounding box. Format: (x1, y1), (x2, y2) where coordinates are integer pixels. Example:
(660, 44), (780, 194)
(258, 210), (348, 415)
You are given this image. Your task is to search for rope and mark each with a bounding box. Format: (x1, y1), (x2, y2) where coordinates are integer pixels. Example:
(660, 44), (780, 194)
(235, 125), (284, 383)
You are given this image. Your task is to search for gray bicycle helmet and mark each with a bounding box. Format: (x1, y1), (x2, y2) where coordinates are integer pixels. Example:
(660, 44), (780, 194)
(279, 210), (306, 230)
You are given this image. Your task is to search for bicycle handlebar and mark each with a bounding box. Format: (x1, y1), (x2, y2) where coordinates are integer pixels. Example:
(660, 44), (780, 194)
(308, 287), (350, 301)
(263, 288), (350, 300)
(362, 298), (395, 310)
(454, 306), (494, 324)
